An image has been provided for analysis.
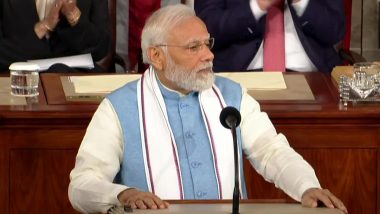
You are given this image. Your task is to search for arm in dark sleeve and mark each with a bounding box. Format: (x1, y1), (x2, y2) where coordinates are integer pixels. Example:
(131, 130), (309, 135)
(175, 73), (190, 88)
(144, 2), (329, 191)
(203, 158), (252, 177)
(0, 17), (30, 71)
(293, 0), (345, 45)
(0, 37), (25, 72)
(195, 0), (266, 50)
(55, 0), (111, 61)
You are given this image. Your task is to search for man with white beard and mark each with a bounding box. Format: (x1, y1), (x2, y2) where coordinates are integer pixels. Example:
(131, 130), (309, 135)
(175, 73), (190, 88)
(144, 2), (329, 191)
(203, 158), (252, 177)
(68, 4), (347, 214)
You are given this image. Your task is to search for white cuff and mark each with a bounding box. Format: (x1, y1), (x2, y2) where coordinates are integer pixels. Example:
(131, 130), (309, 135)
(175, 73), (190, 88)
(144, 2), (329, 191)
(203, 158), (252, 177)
(291, 0), (310, 17)
(249, 0), (267, 21)
(101, 186), (129, 213)
(296, 181), (321, 202)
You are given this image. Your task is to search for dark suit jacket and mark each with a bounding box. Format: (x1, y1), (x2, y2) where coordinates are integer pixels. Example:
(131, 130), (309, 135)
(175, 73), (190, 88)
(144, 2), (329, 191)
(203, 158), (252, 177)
(0, 0), (110, 72)
(195, 0), (346, 74)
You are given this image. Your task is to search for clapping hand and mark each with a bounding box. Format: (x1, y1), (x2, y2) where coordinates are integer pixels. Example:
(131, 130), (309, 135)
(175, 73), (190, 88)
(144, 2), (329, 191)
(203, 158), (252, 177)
(61, 0), (77, 18)
(44, 0), (64, 31)
(34, 0), (63, 38)
(256, 0), (301, 10)
(257, 0), (278, 10)
(61, 0), (81, 26)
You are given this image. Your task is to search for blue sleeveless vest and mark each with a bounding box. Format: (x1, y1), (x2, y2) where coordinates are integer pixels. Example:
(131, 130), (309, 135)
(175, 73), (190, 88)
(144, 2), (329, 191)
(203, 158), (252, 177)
(107, 76), (248, 199)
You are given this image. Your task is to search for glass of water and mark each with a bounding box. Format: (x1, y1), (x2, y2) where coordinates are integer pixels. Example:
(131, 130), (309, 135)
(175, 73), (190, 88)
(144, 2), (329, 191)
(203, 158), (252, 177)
(9, 62), (40, 97)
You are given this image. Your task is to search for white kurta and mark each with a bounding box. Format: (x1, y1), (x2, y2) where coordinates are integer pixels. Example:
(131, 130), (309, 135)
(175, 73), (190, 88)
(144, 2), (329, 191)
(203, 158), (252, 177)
(68, 88), (320, 213)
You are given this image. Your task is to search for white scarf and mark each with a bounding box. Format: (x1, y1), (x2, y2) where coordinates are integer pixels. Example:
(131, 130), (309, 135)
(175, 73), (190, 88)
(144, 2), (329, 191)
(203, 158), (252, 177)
(136, 66), (241, 199)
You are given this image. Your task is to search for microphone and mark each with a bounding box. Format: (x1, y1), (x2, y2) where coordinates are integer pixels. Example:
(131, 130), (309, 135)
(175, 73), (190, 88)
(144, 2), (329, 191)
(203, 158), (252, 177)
(219, 106), (241, 214)
(219, 106), (241, 129)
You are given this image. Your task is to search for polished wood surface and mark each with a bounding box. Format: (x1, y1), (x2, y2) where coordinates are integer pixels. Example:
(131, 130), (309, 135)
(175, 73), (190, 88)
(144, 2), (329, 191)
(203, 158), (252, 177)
(131, 200), (344, 214)
(0, 78), (91, 214)
(0, 72), (379, 214)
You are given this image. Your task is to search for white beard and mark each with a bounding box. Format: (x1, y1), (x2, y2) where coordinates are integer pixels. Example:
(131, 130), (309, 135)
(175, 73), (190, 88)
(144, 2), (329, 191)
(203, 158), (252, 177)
(164, 56), (214, 92)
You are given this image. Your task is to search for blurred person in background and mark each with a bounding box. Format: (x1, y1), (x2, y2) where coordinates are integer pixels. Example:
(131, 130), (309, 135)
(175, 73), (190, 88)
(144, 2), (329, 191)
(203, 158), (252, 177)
(195, 0), (345, 73)
(117, 0), (193, 73)
(0, 0), (110, 72)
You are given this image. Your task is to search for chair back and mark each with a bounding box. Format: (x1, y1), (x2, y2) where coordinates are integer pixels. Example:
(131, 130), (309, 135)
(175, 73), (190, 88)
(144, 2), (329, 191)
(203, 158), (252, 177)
(98, 0), (117, 72)
(339, 0), (367, 64)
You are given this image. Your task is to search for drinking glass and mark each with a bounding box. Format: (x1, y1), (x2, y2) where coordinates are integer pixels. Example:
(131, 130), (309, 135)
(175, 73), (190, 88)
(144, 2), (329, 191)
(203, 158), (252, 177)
(10, 62), (40, 97)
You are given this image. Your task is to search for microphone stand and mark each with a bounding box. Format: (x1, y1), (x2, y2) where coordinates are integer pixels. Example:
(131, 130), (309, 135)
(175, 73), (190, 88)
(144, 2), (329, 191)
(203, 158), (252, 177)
(219, 107), (242, 214)
(231, 125), (240, 214)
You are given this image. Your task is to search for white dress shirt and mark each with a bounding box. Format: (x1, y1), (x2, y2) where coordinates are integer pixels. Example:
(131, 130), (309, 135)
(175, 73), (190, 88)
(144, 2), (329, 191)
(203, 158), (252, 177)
(68, 87), (320, 213)
(248, 0), (317, 72)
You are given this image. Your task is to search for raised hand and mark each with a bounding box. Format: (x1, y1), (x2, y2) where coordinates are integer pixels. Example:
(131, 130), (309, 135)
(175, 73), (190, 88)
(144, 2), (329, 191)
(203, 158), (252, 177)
(256, 0), (302, 11)
(44, 0), (64, 30)
(34, 0), (63, 38)
(256, 0), (280, 10)
(61, 0), (81, 26)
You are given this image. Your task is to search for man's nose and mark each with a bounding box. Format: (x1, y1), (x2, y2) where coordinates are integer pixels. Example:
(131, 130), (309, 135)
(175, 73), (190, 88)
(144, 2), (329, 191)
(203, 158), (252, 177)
(201, 45), (214, 62)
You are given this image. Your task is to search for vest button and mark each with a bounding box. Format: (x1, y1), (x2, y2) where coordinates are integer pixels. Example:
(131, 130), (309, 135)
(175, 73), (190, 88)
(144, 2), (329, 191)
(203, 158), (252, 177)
(180, 103), (188, 108)
(197, 191), (206, 198)
(185, 132), (193, 138)
(191, 162), (202, 168)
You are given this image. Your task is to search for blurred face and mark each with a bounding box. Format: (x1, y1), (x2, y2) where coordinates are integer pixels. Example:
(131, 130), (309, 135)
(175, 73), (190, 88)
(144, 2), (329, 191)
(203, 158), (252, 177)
(157, 16), (215, 94)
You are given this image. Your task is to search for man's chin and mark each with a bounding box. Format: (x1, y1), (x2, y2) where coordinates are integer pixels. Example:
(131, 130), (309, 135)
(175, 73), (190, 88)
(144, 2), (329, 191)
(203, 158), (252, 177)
(192, 75), (215, 92)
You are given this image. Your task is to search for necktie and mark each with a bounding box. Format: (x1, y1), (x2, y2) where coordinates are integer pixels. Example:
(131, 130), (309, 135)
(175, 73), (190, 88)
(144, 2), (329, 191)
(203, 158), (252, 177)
(263, 0), (285, 72)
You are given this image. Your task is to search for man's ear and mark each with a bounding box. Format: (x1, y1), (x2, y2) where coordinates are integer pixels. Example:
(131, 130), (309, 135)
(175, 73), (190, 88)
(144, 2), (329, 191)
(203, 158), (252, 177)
(147, 47), (165, 71)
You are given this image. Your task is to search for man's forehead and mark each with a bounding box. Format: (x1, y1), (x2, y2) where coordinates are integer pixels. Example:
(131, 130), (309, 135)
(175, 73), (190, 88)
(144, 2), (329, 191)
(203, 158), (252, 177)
(169, 17), (210, 43)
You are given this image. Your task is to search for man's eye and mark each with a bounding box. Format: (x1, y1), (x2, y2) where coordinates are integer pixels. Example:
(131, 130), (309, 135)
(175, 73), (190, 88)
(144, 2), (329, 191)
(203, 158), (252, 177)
(188, 44), (201, 51)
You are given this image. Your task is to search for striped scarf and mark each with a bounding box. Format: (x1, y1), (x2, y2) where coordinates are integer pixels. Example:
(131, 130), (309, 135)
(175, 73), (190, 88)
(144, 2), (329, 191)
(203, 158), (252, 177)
(136, 66), (242, 199)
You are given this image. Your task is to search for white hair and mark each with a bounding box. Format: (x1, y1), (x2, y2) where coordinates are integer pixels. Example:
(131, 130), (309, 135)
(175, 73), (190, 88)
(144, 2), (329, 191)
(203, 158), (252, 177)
(141, 4), (195, 64)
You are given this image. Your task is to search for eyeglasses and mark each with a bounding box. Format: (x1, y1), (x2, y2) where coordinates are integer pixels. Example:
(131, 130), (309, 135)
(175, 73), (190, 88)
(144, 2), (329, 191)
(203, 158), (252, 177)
(155, 37), (214, 55)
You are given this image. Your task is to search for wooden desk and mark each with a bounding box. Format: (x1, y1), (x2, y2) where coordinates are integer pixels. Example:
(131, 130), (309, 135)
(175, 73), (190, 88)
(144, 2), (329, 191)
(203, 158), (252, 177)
(0, 72), (378, 214)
